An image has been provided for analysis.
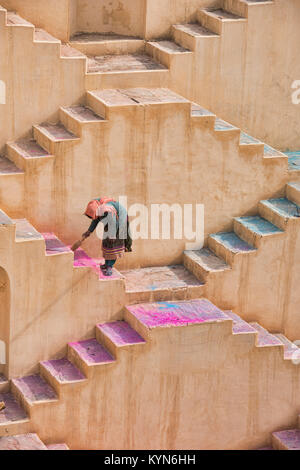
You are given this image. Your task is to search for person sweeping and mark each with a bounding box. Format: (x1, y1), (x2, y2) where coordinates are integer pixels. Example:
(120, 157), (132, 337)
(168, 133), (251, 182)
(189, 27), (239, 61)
(72, 197), (132, 276)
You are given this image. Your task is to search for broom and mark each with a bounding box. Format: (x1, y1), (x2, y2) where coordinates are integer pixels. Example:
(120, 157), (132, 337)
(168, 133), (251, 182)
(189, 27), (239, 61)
(71, 235), (87, 252)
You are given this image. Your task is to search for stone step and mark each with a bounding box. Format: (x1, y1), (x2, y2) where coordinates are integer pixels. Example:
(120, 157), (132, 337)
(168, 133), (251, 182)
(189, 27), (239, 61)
(274, 334), (300, 362)
(60, 44), (86, 59)
(214, 118), (239, 133)
(0, 433), (47, 450)
(225, 311), (257, 335)
(70, 32), (145, 56)
(190, 104), (216, 128)
(42, 232), (72, 256)
(47, 443), (69, 450)
(0, 210), (13, 227)
(96, 321), (146, 357)
(87, 87), (189, 119)
(208, 231), (256, 265)
(0, 155), (23, 175)
(13, 219), (44, 243)
(120, 265), (204, 303)
(286, 182), (300, 206)
(85, 53), (169, 89)
(7, 139), (52, 170)
(285, 150), (300, 173)
(40, 358), (86, 393)
(73, 247), (123, 281)
(60, 105), (105, 135)
(125, 298), (230, 338)
(6, 11), (33, 28)
(68, 338), (115, 376)
(0, 392), (29, 430)
(172, 23), (218, 51)
(60, 105), (104, 123)
(249, 323), (284, 348)
(33, 122), (80, 154)
(259, 198), (300, 230)
(263, 144), (286, 159)
(184, 248), (230, 282)
(146, 40), (192, 68)
(234, 215), (284, 247)
(197, 8), (246, 35)
(239, 132), (264, 154)
(272, 429), (300, 450)
(11, 375), (58, 411)
(86, 53), (166, 74)
(34, 28), (61, 44)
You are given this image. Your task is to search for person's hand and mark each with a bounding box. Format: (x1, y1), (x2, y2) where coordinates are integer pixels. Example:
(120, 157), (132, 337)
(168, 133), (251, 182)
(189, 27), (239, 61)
(82, 231), (91, 239)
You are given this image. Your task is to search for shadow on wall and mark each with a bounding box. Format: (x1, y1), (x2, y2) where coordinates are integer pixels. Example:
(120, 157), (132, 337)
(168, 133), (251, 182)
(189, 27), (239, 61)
(0, 267), (9, 373)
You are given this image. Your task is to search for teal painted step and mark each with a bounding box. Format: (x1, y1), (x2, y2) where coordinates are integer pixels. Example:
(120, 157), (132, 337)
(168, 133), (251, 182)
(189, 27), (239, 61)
(210, 232), (256, 253)
(260, 198), (300, 218)
(263, 144), (284, 157)
(235, 216), (283, 235)
(214, 118), (238, 131)
(240, 132), (261, 145)
(285, 150), (300, 171)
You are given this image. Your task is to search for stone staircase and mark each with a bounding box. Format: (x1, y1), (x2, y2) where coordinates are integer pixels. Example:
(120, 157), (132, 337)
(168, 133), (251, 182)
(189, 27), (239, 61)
(0, 8), (85, 66)
(0, 432), (68, 450)
(0, 87), (287, 199)
(1, 297), (300, 449)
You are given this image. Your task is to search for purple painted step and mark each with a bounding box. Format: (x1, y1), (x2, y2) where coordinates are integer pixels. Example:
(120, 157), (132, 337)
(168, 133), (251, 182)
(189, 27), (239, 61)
(272, 429), (300, 450)
(0, 392), (28, 424)
(47, 443), (69, 450)
(0, 155), (23, 174)
(97, 321), (146, 346)
(12, 375), (57, 403)
(41, 358), (86, 384)
(127, 299), (229, 329)
(9, 139), (51, 159)
(274, 334), (300, 361)
(69, 338), (115, 365)
(0, 433), (47, 450)
(42, 232), (71, 255)
(225, 311), (257, 335)
(73, 247), (122, 280)
(250, 323), (283, 347)
(35, 123), (78, 142)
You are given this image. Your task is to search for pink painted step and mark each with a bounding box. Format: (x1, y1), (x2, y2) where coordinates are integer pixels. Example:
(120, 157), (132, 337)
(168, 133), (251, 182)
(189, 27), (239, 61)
(249, 323), (283, 348)
(40, 358), (86, 384)
(272, 429), (300, 450)
(225, 311), (257, 335)
(0, 392), (28, 425)
(12, 375), (58, 404)
(0, 433), (47, 450)
(47, 443), (69, 450)
(73, 247), (122, 280)
(97, 321), (146, 347)
(69, 338), (115, 365)
(127, 299), (229, 329)
(42, 232), (71, 255)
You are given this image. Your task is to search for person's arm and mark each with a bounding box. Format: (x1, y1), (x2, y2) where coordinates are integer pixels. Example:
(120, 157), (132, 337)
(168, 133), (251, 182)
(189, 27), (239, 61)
(82, 218), (100, 238)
